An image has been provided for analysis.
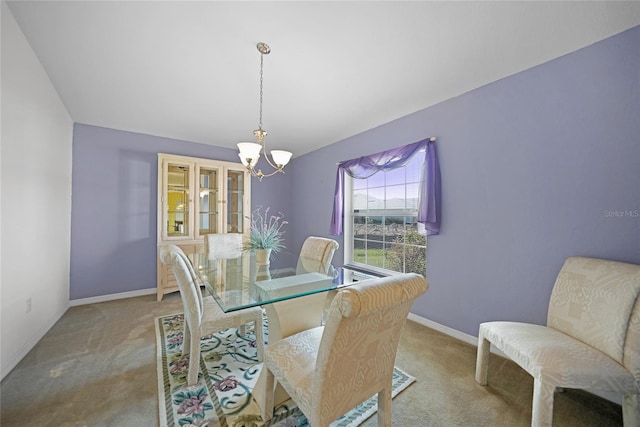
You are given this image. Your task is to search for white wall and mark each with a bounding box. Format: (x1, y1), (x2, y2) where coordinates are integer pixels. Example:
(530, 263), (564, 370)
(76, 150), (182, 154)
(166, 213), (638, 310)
(1, 1), (73, 379)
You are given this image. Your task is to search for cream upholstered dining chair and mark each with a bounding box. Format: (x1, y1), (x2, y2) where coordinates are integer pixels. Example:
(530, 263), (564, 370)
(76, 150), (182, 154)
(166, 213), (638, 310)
(159, 244), (264, 386)
(204, 233), (243, 260)
(262, 273), (428, 426)
(475, 257), (640, 427)
(267, 236), (340, 342)
(205, 233), (252, 336)
(296, 236), (339, 275)
(297, 236), (340, 326)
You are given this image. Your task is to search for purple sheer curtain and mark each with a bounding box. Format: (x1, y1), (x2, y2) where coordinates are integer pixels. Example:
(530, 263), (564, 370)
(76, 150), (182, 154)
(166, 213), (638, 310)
(330, 138), (441, 236)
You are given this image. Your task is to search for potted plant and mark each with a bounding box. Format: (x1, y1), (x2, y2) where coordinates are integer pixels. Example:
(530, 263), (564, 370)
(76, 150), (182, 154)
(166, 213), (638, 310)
(243, 206), (288, 264)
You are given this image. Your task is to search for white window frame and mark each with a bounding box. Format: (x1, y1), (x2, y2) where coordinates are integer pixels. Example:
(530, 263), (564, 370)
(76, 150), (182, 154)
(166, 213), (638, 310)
(343, 154), (427, 276)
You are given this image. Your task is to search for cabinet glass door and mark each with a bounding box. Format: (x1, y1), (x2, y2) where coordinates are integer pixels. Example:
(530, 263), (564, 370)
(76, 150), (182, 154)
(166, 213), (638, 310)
(226, 169), (245, 233)
(199, 168), (219, 235)
(167, 164), (190, 237)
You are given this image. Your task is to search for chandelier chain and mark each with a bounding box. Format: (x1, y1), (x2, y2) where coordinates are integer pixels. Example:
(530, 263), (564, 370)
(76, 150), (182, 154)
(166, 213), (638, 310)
(258, 52), (264, 130)
(237, 42), (291, 180)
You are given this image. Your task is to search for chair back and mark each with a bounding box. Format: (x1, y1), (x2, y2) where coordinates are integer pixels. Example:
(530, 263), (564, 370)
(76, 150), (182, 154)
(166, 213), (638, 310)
(204, 233), (243, 260)
(296, 236), (339, 275)
(159, 244), (205, 331)
(547, 256), (640, 378)
(312, 273), (428, 421)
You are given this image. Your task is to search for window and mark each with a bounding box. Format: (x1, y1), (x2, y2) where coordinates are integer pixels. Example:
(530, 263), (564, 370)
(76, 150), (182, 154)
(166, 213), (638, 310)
(344, 149), (427, 275)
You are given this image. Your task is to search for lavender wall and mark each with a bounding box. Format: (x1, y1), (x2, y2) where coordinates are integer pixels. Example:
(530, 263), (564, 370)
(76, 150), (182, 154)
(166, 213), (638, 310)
(70, 125), (292, 299)
(289, 26), (640, 336)
(71, 26), (639, 338)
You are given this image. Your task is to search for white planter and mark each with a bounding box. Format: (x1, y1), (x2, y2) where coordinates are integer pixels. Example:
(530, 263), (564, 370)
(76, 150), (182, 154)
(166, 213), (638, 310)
(255, 248), (272, 266)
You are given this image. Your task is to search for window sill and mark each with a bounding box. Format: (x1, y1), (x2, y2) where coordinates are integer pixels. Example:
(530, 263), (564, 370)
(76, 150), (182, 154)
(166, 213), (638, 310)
(343, 264), (393, 278)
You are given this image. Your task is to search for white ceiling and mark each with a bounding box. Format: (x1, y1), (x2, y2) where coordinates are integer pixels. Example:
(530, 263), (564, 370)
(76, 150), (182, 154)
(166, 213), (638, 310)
(7, 1), (640, 157)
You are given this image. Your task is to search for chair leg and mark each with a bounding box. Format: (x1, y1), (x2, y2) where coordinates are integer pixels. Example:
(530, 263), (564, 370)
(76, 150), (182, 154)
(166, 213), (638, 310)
(475, 330), (491, 385)
(377, 386), (392, 427)
(322, 290), (337, 325)
(532, 379), (554, 427)
(261, 366), (275, 422)
(182, 323), (191, 356)
(186, 330), (201, 386)
(254, 317), (264, 362)
(622, 393), (640, 427)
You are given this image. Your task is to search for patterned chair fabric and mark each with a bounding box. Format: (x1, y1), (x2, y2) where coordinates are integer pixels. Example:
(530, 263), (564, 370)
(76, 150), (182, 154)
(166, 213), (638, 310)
(262, 273), (429, 426)
(297, 236), (340, 326)
(296, 236), (340, 275)
(158, 244), (264, 385)
(475, 256), (640, 427)
(267, 236), (340, 342)
(204, 233), (243, 260)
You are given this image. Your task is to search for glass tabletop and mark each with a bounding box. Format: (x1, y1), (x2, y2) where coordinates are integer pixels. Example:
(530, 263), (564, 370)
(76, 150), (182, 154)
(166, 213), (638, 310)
(192, 250), (366, 312)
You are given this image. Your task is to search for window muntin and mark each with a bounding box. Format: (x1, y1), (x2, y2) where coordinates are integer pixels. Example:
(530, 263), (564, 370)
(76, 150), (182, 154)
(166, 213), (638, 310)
(346, 150), (427, 275)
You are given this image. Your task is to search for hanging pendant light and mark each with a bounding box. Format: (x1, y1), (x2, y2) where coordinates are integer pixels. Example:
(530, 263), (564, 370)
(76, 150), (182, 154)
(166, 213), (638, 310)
(237, 42), (292, 181)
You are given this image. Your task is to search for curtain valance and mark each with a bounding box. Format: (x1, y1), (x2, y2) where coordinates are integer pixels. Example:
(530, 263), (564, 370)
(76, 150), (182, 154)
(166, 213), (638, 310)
(329, 138), (441, 236)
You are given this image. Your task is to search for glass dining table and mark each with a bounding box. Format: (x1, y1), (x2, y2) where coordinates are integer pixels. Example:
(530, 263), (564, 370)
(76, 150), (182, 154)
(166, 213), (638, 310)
(193, 250), (338, 310)
(191, 249), (373, 341)
(191, 249), (377, 414)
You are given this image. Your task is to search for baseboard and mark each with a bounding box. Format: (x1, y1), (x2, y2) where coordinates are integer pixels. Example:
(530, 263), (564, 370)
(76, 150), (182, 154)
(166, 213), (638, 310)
(69, 288), (157, 306)
(406, 312), (622, 405)
(1, 306), (68, 380)
(407, 313), (478, 346)
(408, 312), (510, 358)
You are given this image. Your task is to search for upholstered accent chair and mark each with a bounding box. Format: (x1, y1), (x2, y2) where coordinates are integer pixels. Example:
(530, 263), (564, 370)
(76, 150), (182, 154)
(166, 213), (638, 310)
(476, 256), (640, 427)
(204, 233), (243, 260)
(261, 273), (429, 426)
(159, 244), (264, 386)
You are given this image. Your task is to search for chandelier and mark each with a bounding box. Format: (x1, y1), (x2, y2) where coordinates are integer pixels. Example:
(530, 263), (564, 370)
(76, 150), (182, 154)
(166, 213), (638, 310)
(237, 42), (292, 181)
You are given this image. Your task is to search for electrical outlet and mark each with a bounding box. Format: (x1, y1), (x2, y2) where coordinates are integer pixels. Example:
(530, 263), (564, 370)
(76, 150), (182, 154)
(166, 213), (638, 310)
(26, 298), (32, 314)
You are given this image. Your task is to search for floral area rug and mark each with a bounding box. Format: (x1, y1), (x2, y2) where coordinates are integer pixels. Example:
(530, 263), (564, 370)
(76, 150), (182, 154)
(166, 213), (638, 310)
(156, 312), (415, 427)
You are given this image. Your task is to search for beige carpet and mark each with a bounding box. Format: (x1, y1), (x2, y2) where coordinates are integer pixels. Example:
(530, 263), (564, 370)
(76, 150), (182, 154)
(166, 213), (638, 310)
(0, 294), (623, 426)
(361, 320), (623, 427)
